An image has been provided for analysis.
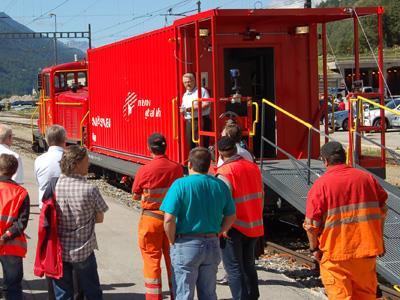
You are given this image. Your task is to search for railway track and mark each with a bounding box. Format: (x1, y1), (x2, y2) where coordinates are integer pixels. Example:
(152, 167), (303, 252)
(266, 241), (400, 300)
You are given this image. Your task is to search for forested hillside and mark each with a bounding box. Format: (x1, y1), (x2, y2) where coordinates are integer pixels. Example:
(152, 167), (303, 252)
(0, 12), (85, 97)
(318, 0), (400, 55)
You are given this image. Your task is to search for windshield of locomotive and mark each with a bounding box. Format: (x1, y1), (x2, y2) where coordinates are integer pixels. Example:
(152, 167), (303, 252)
(54, 71), (87, 93)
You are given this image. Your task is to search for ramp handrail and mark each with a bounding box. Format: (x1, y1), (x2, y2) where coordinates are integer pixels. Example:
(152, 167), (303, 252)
(349, 96), (400, 165)
(260, 99), (331, 185)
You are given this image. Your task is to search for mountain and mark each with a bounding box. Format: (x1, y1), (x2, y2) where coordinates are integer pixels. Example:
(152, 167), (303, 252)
(0, 12), (85, 96)
(317, 0), (400, 55)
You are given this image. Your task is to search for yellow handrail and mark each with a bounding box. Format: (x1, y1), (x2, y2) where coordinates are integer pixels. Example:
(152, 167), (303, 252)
(262, 99), (313, 129)
(191, 100), (200, 144)
(80, 110), (90, 145)
(353, 96), (400, 117)
(172, 98), (178, 140)
(249, 102), (259, 136)
(30, 104), (39, 140)
(55, 102), (83, 106)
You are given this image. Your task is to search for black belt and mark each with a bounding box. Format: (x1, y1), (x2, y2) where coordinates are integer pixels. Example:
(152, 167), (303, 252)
(176, 233), (218, 239)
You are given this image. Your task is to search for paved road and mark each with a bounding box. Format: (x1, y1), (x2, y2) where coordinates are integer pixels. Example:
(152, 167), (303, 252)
(319, 126), (400, 150)
(8, 154), (324, 299)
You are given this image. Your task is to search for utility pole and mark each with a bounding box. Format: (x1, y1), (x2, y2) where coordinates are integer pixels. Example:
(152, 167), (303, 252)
(197, 1), (201, 13)
(304, 0), (312, 8)
(49, 13), (58, 64)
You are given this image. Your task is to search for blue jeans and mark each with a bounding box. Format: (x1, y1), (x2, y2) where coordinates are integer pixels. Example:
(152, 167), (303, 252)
(0, 255), (23, 300)
(52, 252), (102, 300)
(170, 237), (221, 300)
(222, 228), (259, 300)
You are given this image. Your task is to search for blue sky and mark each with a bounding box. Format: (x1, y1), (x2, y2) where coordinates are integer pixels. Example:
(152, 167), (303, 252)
(2, 0), (313, 47)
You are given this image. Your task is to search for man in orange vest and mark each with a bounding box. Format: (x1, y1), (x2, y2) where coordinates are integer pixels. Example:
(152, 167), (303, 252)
(0, 154), (30, 299)
(216, 136), (264, 300)
(132, 133), (183, 300)
(304, 141), (387, 300)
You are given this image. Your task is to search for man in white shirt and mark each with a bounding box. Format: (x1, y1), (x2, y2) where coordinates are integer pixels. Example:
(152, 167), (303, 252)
(34, 125), (66, 208)
(180, 73), (211, 149)
(0, 124), (24, 184)
(217, 122), (254, 167)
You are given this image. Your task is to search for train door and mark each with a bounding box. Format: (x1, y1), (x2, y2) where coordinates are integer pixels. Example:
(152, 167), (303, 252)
(39, 72), (53, 134)
(223, 47), (276, 158)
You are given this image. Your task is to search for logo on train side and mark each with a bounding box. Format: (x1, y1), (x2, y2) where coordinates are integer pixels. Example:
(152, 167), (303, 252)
(123, 92), (138, 121)
(91, 116), (111, 128)
(123, 91), (162, 121)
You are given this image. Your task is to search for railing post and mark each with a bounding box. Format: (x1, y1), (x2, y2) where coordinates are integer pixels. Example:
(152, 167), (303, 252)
(260, 100), (266, 170)
(307, 128), (312, 185)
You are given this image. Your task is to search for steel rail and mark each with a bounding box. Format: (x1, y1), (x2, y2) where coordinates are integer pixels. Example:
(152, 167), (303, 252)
(266, 241), (400, 300)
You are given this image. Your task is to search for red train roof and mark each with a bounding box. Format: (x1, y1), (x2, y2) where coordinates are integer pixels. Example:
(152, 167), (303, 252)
(41, 60), (87, 74)
(173, 7), (383, 26)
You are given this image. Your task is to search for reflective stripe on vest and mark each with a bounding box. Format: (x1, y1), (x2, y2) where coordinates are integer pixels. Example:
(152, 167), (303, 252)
(142, 187), (169, 204)
(234, 218), (263, 229)
(234, 192), (263, 204)
(324, 213), (382, 229)
(0, 215), (16, 223)
(4, 239), (27, 249)
(325, 201), (380, 218)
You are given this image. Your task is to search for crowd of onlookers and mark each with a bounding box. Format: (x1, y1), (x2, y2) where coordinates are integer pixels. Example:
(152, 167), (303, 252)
(0, 119), (388, 300)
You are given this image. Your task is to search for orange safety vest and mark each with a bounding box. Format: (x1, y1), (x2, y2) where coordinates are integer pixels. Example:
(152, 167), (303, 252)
(0, 181), (28, 257)
(217, 157), (264, 237)
(141, 187), (169, 211)
(318, 200), (385, 261)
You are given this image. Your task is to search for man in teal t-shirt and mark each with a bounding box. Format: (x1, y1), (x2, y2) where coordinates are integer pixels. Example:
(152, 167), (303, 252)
(161, 147), (236, 300)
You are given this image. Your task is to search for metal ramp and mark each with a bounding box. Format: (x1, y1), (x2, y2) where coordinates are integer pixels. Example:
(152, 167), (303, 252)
(357, 167), (400, 285)
(260, 159), (325, 214)
(260, 158), (400, 285)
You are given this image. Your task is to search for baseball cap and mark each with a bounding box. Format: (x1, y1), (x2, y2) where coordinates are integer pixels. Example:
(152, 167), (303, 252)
(217, 136), (236, 151)
(320, 141), (345, 158)
(148, 133), (166, 150)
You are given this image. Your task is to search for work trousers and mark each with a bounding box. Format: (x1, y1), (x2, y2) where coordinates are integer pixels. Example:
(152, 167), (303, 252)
(170, 236), (220, 300)
(320, 256), (377, 300)
(221, 228), (260, 300)
(52, 253), (103, 300)
(0, 255), (23, 300)
(185, 116), (211, 150)
(138, 213), (173, 300)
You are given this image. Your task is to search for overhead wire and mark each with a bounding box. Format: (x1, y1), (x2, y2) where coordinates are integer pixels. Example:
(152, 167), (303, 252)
(353, 9), (393, 100)
(3, 0), (16, 13)
(26, 0), (71, 25)
(94, 0), (192, 35)
(61, 0), (102, 26)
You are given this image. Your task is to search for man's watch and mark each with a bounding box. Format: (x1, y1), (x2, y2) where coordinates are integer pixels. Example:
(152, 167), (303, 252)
(309, 247), (319, 253)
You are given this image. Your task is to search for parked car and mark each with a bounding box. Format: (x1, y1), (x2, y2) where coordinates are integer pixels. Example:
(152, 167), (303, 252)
(10, 100), (37, 110)
(327, 109), (352, 131)
(319, 99), (338, 124)
(363, 98), (400, 129)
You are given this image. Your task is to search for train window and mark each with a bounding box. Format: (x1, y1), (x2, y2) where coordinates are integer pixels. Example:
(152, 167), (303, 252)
(66, 72), (75, 87)
(77, 72), (87, 87)
(44, 73), (50, 98)
(54, 73), (67, 92)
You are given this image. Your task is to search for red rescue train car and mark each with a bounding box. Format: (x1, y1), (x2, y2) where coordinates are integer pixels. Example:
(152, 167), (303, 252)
(35, 7), (384, 177)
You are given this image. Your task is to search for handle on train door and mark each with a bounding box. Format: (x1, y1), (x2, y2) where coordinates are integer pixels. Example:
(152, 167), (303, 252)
(191, 100), (200, 144)
(172, 98), (178, 140)
(250, 102), (259, 136)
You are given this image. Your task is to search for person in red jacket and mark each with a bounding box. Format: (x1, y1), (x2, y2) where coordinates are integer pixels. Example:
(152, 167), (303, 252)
(132, 133), (183, 299)
(0, 153), (30, 300)
(216, 137), (264, 300)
